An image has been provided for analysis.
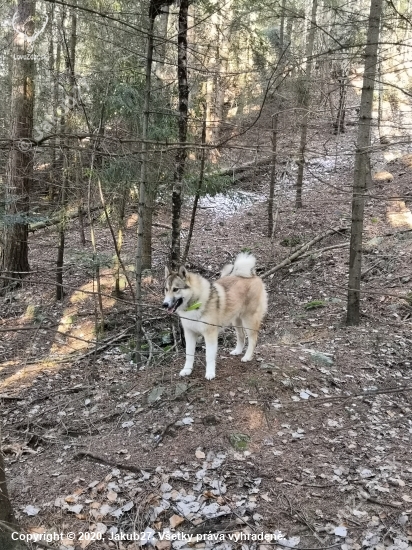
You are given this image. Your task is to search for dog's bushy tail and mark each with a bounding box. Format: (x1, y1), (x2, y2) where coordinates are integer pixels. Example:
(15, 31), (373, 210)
(221, 252), (256, 278)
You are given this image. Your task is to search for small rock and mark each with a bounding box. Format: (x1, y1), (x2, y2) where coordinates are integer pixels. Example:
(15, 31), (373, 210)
(310, 352), (334, 366)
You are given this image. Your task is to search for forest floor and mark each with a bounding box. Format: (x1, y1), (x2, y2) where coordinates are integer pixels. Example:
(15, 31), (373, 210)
(1, 102), (412, 550)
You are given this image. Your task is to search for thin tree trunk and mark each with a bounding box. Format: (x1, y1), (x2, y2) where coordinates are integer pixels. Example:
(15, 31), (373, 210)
(268, 0), (286, 236)
(77, 151), (86, 245)
(268, 113), (278, 237)
(334, 67), (348, 134)
(135, 4), (156, 366)
(56, 6), (76, 300)
(1, 0), (35, 289)
(295, 0), (318, 209)
(170, 0), (189, 269)
(183, 103), (207, 263)
(48, 2), (56, 202)
(51, 13), (61, 203)
(142, 191), (154, 270)
(346, 0), (383, 325)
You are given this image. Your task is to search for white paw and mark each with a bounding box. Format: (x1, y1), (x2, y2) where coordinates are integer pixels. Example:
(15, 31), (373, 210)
(241, 355), (252, 362)
(230, 348), (243, 355)
(205, 371), (215, 380)
(179, 368), (192, 377)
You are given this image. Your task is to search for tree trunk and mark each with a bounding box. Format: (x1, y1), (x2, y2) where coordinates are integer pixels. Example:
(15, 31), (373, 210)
(333, 65), (348, 134)
(0, 428), (27, 549)
(182, 103), (207, 263)
(205, 1), (232, 148)
(295, 0), (318, 209)
(268, 0), (286, 236)
(268, 113), (278, 237)
(346, 0), (383, 325)
(56, 5), (77, 300)
(1, 0), (35, 289)
(135, 4), (156, 366)
(170, 0), (189, 269)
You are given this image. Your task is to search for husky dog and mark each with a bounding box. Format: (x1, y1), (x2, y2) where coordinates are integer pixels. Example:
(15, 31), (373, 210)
(163, 253), (267, 380)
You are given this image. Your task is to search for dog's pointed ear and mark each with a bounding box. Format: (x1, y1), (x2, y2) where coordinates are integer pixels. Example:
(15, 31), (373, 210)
(165, 266), (170, 279)
(178, 266), (187, 280)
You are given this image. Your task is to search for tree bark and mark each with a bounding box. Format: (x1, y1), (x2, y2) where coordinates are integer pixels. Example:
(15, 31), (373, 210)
(1, 0), (35, 288)
(295, 0), (318, 209)
(346, 0), (383, 325)
(56, 4), (77, 300)
(170, 0), (189, 269)
(182, 103), (207, 263)
(135, 4), (156, 365)
(268, 0), (286, 237)
(0, 428), (27, 549)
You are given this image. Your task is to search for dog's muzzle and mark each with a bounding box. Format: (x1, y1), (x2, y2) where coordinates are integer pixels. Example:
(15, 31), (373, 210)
(162, 298), (183, 314)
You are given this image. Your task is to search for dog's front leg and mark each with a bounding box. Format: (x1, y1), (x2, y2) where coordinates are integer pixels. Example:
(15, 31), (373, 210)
(180, 329), (196, 377)
(204, 330), (218, 380)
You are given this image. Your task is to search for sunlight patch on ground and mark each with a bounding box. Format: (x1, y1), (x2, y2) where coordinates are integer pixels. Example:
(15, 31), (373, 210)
(386, 200), (412, 228)
(51, 270), (116, 356)
(247, 408), (265, 430)
(0, 361), (58, 391)
(0, 360), (20, 374)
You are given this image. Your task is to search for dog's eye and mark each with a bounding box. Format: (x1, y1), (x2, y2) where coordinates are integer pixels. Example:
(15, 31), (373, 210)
(173, 287), (178, 292)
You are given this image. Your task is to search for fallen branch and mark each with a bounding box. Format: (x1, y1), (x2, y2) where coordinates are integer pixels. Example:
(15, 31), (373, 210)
(73, 451), (153, 473)
(261, 226), (349, 279)
(297, 241), (349, 261)
(211, 156), (273, 179)
(0, 394), (24, 400)
(366, 497), (401, 509)
(361, 259), (383, 279)
(71, 326), (133, 363)
(28, 205), (101, 232)
(279, 384), (412, 409)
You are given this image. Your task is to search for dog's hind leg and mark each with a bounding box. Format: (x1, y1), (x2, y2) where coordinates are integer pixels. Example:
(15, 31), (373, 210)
(230, 317), (245, 355)
(180, 329), (196, 377)
(204, 329), (219, 380)
(241, 316), (260, 362)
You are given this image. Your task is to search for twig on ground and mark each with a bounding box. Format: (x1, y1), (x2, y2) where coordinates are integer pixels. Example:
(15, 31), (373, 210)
(261, 226), (349, 279)
(71, 326), (133, 363)
(154, 397), (198, 447)
(73, 451), (153, 473)
(278, 384), (412, 409)
(361, 259), (383, 279)
(280, 479), (336, 488)
(298, 241), (349, 260)
(366, 497), (402, 509)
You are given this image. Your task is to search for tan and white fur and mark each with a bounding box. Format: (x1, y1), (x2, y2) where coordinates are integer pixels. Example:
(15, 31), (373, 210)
(163, 253), (267, 380)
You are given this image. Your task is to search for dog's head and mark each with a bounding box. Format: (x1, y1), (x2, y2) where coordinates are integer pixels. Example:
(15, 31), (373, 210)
(162, 266), (191, 314)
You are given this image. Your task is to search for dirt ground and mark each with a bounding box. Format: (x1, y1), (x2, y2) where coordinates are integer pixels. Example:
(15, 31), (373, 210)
(1, 104), (412, 550)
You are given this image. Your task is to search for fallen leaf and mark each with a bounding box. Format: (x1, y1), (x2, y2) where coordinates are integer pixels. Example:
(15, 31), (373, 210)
(169, 514), (185, 528)
(334, 526), (347, 537)
(23, 505), (40, 516)
(148, 386), (165, 404)
(95, 523), (107, 535)
(67, 504), (83, 514)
